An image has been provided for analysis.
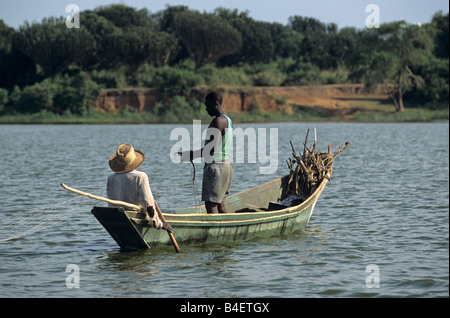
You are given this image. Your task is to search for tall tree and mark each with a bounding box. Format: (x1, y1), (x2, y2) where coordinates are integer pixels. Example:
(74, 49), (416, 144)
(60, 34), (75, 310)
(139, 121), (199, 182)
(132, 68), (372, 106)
(266, 22), (304, 60)
(146, 31), (180, 67)
(112, 26), (180, 76)
(151, 5), (191, 64)
(328, 27), (357, 81)
(288, 16), (335, 68)
(215, 8), (274, 65)
(0, 19), (36, 89)
(95, 4), (155, 29)
(14, 17), (94, 77)
(431, 11), (449, 59)
(80, 11), (122, 70)
(173, 11), (242, 69)
(351, 22), (434, 112)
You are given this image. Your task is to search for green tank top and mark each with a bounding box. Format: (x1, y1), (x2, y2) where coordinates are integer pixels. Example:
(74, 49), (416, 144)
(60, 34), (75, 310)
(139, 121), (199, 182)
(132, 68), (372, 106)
(204, 114), (233, 162)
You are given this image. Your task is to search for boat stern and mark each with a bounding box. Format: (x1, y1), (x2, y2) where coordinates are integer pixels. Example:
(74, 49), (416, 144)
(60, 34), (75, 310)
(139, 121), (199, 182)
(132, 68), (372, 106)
(91, 206), (150, 250)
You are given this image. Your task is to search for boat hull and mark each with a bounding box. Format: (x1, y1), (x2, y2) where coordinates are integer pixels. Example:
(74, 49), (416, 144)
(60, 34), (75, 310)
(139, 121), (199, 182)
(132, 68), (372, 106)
(91, 175), (328, 250)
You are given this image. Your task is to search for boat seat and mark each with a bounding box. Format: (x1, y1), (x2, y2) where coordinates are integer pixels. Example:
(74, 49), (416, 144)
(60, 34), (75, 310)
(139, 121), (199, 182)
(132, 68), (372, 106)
(235, 204), (270, 213)
(245, 204), (266, 212)
(268, 197), (305, 210)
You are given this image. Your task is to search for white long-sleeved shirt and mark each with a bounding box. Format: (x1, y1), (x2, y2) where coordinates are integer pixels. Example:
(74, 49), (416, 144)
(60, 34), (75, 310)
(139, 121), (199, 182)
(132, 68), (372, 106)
(107, 170), (163, 229)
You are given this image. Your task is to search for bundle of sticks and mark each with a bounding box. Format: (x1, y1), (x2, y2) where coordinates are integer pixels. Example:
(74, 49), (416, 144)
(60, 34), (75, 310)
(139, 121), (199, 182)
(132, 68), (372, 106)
(286, 128), (349, 197)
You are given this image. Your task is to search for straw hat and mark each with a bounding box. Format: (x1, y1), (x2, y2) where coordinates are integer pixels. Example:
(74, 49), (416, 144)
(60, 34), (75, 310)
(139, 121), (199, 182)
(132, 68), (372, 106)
(109, 144), (145, 174)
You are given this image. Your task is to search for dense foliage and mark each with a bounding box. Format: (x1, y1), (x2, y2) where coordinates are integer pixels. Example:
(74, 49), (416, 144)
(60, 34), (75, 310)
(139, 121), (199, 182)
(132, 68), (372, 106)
(0, 4), (448, 117)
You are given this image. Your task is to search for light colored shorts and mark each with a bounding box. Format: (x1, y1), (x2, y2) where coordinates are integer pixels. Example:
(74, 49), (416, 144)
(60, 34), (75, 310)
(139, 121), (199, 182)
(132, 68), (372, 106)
(202, 162), (233, 203)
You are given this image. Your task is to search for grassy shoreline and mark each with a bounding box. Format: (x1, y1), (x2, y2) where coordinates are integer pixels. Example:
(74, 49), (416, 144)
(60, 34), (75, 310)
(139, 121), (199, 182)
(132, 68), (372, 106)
(0, 108), (448, 124)
(1, 96), (448, 124)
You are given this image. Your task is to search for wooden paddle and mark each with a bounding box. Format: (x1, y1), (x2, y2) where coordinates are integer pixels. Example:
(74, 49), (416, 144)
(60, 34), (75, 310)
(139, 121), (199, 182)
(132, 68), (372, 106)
(61, 183), (181, 253)
(154, 202), (181, 253)
(61, 183), (141, 209)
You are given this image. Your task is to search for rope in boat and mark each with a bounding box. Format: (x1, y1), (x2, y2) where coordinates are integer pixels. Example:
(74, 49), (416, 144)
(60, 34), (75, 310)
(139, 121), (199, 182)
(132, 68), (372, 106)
(190, 160), (196, 182)
(174, 152), (201, 207)
(190, 160), (200, 206)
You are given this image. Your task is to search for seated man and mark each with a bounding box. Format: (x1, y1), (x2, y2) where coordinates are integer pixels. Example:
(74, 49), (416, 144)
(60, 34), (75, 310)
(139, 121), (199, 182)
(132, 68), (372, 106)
(107, 143), (172, 231)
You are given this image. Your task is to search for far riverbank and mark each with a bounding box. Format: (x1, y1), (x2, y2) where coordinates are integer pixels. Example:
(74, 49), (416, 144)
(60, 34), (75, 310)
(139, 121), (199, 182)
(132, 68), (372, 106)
(1, 84), (448, 124)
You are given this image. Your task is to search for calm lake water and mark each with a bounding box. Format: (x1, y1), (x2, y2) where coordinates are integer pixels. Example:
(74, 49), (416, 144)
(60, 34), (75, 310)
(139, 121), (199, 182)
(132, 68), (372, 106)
(0, 122), (448, 298)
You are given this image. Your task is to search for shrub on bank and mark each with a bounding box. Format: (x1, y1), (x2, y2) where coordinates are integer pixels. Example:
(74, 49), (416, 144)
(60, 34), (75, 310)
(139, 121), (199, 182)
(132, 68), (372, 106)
(151, 95), (209, 122)
(2, 71), (100, 116)
(137, 61), (204, 97)
(0, 88), (9, 113)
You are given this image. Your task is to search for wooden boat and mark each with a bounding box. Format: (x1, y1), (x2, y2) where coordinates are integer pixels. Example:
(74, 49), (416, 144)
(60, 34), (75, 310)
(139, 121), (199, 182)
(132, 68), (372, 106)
(90, 172), (330, 250)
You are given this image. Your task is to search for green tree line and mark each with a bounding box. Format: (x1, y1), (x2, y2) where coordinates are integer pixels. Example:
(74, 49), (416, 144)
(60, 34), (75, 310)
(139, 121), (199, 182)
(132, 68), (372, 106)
(0, 4), (448, 117)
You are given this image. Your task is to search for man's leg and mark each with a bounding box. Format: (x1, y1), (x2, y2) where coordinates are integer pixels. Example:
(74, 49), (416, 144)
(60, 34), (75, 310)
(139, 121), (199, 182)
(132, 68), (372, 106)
(218, 201), (228, 213)
(205, 201), (219, 214)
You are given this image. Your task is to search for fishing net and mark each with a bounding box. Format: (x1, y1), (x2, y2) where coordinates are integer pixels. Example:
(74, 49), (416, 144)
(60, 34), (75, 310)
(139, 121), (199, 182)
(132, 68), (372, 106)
(0, 196), (83, 243)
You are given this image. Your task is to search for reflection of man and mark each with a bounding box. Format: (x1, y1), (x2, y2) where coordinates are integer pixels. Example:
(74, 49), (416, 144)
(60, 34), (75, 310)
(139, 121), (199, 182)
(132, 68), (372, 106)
(107, 143), (172, 231)
(179, 92), (233, 214)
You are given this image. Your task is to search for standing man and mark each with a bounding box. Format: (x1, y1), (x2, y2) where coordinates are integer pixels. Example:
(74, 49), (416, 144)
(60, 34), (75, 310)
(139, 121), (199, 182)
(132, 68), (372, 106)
(179, 92), (233, 214)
